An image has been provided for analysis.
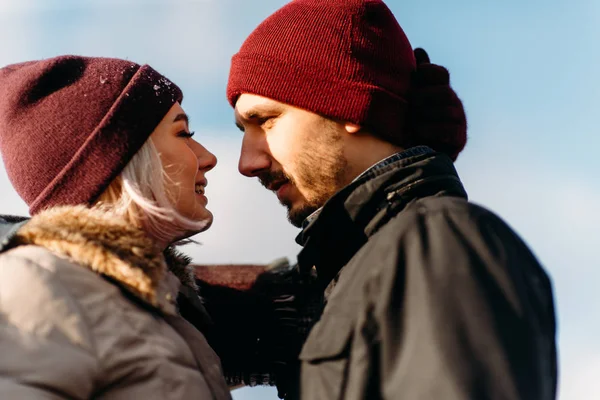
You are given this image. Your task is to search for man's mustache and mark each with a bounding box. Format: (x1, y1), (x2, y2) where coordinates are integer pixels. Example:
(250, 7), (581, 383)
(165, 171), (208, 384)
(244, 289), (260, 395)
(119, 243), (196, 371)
(258, 170), (293, 191)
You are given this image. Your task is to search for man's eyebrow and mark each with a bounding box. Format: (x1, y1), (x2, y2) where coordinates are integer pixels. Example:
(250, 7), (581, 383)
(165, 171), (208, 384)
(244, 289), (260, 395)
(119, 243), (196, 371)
(235, 104), (284, 131)
(173, 113), (189, 125)
(235, 109), (267, 131)
(241, 105), (283, 121)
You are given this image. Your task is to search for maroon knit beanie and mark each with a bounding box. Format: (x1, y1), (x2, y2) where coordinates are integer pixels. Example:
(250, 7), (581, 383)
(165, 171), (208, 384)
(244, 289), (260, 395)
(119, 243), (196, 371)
(405, 48), (467, 161)
(0, 55), (182, 215)
(227, 0), (467, 160)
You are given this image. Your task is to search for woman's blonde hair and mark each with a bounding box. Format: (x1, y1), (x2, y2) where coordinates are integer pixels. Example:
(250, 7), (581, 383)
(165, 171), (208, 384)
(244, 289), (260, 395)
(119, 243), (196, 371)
(95, 139), (209, 244)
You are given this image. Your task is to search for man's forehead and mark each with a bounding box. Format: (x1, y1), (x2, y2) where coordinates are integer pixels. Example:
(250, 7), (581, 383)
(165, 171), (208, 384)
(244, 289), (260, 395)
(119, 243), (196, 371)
(235, 94), (286, 117)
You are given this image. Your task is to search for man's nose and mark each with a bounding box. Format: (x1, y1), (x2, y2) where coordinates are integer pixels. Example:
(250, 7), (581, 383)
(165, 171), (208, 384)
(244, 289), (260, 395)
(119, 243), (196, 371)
(238, 132), (270, 177)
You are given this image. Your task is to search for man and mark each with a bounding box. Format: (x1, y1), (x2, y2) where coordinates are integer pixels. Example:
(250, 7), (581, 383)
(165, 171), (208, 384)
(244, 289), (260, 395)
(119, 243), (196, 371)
(208, 0), (558, 399)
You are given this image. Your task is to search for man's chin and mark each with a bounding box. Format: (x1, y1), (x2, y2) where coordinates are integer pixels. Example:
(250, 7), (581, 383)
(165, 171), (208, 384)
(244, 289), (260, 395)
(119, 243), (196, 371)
(287, 204), (319, 228)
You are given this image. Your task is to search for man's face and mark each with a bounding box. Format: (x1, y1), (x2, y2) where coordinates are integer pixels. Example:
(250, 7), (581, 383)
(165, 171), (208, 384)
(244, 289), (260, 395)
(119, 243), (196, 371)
(235, 94), (350, 227)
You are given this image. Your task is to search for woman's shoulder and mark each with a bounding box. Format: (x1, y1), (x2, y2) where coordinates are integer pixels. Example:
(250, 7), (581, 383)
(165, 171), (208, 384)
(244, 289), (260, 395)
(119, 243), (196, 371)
(0, 245), (114, 352)
(0, 244), (120, 296)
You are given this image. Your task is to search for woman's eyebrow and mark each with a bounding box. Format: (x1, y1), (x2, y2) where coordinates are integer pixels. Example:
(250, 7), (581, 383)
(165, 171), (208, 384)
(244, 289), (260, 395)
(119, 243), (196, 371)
(173, 113), (189, 125)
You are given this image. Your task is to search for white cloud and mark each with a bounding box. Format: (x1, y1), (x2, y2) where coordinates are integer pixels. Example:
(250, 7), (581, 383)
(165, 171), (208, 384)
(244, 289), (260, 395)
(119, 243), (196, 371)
(559, 348), (600, 400)
(0, 1), (232, 84)
(0, 8), (39, 67)
(0, 0), (35, 13)
(0, 0), (213, 13)
(64, 3), (231, 83)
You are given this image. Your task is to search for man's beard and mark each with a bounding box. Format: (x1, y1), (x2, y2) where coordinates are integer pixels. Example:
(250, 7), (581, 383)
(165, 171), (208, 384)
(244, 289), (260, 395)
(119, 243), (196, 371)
(258, 129), (348, 228)
(258, 169), (316, 227)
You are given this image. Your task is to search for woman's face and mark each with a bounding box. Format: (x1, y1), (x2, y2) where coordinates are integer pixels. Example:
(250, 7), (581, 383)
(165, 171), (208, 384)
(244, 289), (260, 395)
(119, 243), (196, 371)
(151, 102), (217, 229)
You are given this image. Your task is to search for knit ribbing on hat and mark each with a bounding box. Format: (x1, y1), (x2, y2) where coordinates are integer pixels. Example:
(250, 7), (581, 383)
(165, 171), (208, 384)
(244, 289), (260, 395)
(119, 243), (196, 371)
(227, 0), (416, 141)
(0, 56), (183, 215)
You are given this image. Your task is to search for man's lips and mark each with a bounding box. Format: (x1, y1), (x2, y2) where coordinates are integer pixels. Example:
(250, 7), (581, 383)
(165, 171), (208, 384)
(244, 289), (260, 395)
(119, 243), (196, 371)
(267, 180), (288, 192)
(276, 183), (292, 201)
(260, 171), (292, 201)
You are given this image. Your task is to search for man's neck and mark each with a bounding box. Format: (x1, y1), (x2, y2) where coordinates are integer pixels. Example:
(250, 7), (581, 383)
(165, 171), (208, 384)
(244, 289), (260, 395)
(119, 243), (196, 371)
(301, 145), (434, 230)
(352, 152), (403, 183)
(343, 135), (403, 184)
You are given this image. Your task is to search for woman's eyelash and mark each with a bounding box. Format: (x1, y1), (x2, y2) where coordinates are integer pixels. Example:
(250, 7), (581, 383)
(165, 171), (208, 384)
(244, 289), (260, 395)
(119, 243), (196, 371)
(178, 131), (195, 138)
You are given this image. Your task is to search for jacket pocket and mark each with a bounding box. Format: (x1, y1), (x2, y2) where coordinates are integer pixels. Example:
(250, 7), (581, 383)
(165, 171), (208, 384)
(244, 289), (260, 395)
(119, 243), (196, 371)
(299, 314), (354, 400)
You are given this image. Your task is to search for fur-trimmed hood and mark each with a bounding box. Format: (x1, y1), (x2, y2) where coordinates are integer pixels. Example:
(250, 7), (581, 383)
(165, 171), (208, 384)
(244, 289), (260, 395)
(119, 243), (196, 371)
(0, 206), (197, 313)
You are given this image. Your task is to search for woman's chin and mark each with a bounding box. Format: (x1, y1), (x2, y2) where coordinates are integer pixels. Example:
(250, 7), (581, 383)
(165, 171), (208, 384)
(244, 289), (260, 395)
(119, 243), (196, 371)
(196, 213), (213, 233)
(197, 208), (213, 227)
(187, 209), (214, 233)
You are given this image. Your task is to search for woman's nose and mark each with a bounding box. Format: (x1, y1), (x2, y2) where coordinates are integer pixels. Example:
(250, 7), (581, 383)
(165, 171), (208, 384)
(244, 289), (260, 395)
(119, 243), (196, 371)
(193, 140), (217, 171)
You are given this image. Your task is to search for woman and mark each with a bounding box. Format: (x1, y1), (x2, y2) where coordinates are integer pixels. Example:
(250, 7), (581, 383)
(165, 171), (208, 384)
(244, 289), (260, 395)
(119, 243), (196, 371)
(0, 55), (232, 399)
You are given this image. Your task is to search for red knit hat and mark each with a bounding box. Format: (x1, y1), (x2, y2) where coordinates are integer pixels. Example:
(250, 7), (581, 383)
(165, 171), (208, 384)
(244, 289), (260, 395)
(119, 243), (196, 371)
(0, 55), (183, 215)
(227, 0), (467, 160)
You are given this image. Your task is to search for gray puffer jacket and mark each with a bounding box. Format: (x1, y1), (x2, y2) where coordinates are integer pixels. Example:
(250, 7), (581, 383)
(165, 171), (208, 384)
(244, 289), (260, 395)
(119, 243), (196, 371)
(0, 206), (231, 399)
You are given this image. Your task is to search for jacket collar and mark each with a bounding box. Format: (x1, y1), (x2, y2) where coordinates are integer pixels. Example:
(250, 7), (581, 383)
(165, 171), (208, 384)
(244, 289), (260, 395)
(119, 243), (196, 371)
(0, 206), (197, 315)
(0, 215), (27, 251)
(296, 150), (468, 287)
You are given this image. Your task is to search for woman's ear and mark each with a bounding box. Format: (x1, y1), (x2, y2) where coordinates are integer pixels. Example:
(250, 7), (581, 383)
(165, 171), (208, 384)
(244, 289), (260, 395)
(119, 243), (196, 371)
(344, 123), (361, 134)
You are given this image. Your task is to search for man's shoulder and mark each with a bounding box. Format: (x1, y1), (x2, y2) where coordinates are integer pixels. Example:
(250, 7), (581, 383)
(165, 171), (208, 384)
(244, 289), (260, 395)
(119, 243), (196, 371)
(365, 195), (547, 280)
(356, 195), (554, 312)
(382, 195), (517, 241)
(367, 196), (491, 243)
(399, 195), (494, 219)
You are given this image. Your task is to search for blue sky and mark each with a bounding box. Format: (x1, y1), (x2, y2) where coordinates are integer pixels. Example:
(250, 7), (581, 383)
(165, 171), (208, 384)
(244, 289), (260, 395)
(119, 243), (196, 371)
(0, 1), (598, 399)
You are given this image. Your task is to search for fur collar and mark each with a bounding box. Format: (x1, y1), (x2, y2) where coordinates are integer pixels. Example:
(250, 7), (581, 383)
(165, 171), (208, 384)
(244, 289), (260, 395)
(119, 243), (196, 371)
(10, 205), (197, 311)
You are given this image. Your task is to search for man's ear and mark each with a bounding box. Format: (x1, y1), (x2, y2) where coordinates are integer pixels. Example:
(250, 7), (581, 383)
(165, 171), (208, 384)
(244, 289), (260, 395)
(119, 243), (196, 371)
(344, 123), (361, 134)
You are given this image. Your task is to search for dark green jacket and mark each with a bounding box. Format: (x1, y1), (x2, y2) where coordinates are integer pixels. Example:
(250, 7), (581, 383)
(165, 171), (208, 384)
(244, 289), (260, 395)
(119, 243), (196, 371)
(294, 150), (557, 399)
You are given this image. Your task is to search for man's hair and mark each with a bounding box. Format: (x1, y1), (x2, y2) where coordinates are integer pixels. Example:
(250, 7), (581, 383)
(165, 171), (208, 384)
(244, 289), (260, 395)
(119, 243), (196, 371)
(95, 139), (208, 244)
